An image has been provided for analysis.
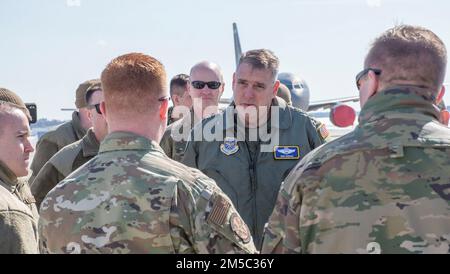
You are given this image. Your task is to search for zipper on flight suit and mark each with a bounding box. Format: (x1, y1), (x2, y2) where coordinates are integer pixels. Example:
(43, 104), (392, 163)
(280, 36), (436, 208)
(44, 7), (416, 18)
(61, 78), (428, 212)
(244, 139), (260, 242)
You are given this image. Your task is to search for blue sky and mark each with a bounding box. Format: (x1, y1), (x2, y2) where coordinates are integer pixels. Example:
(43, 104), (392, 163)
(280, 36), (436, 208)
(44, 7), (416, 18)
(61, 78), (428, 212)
(1, 0), (449, 120)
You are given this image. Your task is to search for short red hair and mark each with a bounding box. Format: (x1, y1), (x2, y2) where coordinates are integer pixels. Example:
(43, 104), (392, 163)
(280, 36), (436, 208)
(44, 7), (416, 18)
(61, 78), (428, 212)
(101, 53), (167, 116)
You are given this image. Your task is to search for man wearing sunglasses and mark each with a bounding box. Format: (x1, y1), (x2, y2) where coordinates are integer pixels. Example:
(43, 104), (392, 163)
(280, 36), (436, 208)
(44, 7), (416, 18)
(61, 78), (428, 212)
(262, 25), (450, 254)
(183, 49), (325, 249)
(31, 84), (107, 208)
(39, 53), (256, 254)
(160, 62), (223, 162)
(29, 79), (97, 185)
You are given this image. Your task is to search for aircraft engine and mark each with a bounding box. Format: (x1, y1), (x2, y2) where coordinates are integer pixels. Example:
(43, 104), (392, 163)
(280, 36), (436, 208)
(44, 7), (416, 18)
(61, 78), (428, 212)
(329, 104), (356, 127)
(278, 72), (310, 111)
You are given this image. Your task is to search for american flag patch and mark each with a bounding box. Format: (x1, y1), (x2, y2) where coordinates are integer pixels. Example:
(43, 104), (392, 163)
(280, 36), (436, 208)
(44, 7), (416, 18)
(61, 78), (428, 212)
(319, 124), (330, 139)
(207, 195), (231, 227)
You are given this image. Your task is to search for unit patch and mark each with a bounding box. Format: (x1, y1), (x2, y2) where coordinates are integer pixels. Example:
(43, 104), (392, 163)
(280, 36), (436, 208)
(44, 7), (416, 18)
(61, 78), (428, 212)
(230, 213), (251, 243)
(220, 137), (239, 156)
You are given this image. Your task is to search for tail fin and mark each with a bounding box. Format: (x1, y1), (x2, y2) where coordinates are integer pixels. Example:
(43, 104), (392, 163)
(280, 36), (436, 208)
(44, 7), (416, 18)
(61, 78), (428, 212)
(233, 22), (242, 68)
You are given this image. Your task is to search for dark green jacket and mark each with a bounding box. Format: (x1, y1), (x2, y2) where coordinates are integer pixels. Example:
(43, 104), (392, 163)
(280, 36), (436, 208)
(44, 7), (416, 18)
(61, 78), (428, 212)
(29, 111), (86, 184)
(160, 109), (197, 162)
(183, 97), (325, 248)
(31, 128), (99, 208)
(0, 161), (39, 254)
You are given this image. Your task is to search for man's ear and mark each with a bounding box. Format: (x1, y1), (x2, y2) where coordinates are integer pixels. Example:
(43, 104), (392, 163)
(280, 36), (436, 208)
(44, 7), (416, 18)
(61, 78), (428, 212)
(219, 82), (225, 98)
(159, 99), (169, 120)
(273, 80), (280, 96)
(367, 70), (379, 98)
(100, 102), (107, 120)
(172, 95), (180, 106)
(436, 85), (445, 104)
(87, 109), (93, 122)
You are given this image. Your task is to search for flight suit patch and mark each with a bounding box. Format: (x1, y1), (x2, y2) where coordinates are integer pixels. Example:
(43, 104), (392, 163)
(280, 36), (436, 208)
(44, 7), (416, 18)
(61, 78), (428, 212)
(220, 137), (239, 156)
(230, 213), (251, 243)
(318, 123), (330, 139)
(207, 195), (231, 227)
(274, 146), (300, 160)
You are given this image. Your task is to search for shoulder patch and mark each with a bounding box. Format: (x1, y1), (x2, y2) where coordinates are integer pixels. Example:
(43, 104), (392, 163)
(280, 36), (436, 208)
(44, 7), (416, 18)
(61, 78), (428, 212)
(230, 213), (251, 244)
(318, 123), (330, 139)
(207, 195), (231, 227)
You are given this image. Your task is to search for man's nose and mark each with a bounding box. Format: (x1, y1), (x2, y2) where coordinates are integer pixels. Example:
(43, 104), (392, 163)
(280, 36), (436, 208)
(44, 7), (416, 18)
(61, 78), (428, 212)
(24, 138), (34, 153)
(200, 87), (215, 95)
(243, 87), (254, 99)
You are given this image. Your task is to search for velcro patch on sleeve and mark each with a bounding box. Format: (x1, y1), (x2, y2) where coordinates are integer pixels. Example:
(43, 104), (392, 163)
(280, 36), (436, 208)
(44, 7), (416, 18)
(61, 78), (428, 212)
(318, 123), (330, 139)
(230, 213), (251, 244)
(207, 195), (231, 227)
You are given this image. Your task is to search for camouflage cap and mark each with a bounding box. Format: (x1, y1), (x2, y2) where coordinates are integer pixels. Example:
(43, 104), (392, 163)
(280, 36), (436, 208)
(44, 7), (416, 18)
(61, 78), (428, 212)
(75, 79), (101, 108)
(0, 87), (31, 120)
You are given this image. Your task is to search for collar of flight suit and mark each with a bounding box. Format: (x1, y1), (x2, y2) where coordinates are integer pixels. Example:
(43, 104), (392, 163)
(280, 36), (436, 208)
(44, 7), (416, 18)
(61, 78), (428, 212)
(81, 128), (100, 157)
(223, 97), (292, 131)
(99, 131), (165, 155)
(0, 160), (19, 191)
(358, 85), (441, 126)
(72, 111), (88, 140)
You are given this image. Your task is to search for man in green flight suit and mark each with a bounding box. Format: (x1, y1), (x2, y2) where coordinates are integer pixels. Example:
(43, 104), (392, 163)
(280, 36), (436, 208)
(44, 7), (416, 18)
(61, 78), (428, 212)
(183, 49), (326, 249)
(160, 62), (224, 162)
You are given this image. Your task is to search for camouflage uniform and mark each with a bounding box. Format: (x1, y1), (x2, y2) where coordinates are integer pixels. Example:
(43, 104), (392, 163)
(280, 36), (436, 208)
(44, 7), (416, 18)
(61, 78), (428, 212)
(39, 132), (256, 254)
(160, 109), (196, 162)
(31, 128), (100, 208)
(262, 86), (450, 254)
(183, 97), (326, 248)
(29, 111), (87, 184)
(0, 161), (39, 254)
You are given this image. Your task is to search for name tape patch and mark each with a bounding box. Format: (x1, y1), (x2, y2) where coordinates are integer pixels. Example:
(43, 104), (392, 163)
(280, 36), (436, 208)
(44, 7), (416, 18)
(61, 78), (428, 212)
(274, 146), (300, 160)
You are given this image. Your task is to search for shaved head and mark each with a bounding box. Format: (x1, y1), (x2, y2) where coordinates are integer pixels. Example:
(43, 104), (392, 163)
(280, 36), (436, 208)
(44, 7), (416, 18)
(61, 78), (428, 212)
(190, 61), (224, 83)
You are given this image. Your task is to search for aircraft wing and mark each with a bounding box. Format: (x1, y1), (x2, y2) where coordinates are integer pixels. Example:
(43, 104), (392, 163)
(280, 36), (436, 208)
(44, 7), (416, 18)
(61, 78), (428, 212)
(307, 96), (359, 111)
(220, 96), (359, 110)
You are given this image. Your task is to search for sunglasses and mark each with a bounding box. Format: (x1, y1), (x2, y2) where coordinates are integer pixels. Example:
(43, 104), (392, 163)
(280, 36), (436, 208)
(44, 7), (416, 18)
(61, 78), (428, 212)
(191, 81), (222, 90)
(87, 103), (102, 115)
(355, 68), (382, 90)
(158, 96), (170, 102)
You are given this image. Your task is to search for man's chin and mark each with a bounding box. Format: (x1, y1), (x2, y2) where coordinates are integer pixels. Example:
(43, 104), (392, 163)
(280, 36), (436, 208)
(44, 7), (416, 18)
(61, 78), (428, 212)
(237, 103), (256, 108)
(16, 168), (29, 178)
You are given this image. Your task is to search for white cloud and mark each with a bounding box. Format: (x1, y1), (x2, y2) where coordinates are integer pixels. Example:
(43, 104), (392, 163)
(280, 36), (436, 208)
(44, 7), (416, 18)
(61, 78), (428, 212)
(366, 0), (382, 8)
(66, 0), (81, 7)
